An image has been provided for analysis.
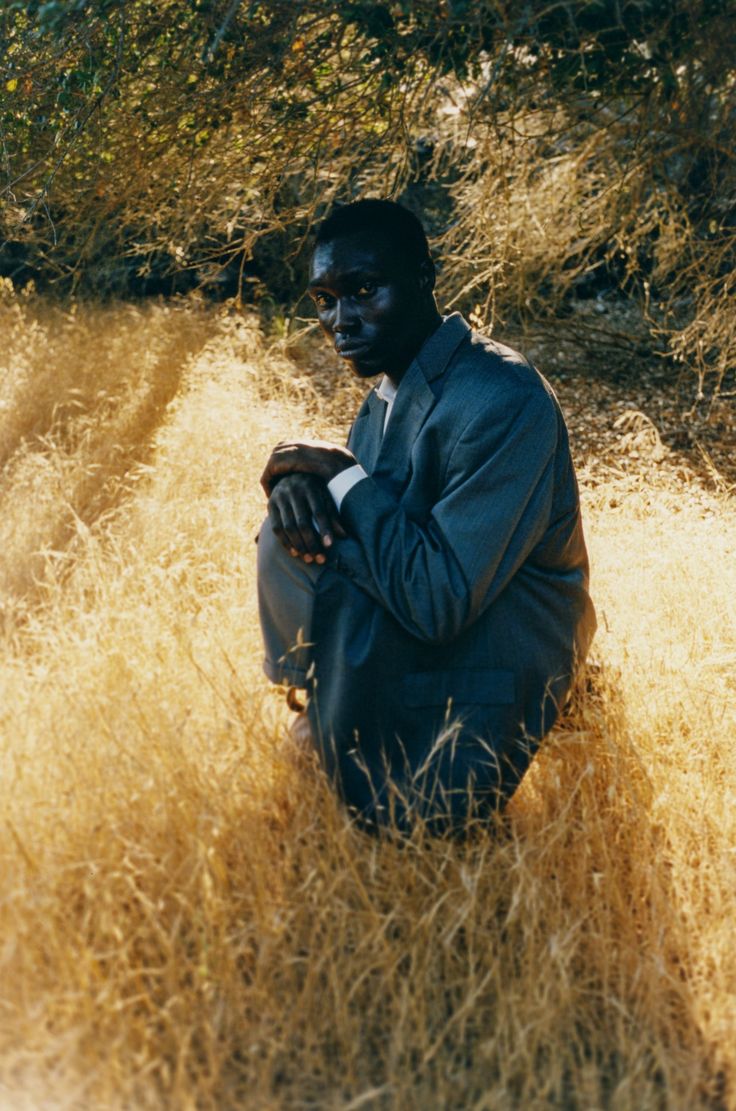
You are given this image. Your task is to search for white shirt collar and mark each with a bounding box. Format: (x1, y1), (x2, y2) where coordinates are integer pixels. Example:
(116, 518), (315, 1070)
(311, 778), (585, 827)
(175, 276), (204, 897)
(375, 375), (397, 404)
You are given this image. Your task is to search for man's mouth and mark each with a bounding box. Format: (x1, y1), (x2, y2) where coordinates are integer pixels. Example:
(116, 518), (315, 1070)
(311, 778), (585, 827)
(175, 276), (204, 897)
(335, 341), (372, 360)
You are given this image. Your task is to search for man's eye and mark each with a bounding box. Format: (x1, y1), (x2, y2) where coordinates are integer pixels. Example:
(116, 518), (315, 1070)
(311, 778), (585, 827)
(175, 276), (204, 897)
(356, 282), (377, 298)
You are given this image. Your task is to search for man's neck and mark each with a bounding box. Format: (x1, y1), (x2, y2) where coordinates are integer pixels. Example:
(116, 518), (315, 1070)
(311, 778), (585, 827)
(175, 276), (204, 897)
(385, 308), (443, 389)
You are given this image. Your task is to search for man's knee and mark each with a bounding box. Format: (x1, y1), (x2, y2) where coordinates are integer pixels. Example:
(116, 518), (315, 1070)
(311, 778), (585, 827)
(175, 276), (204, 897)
(257, 517), (323, 592)
(256, 516), (289, 582)
(257, 516), (323, 687)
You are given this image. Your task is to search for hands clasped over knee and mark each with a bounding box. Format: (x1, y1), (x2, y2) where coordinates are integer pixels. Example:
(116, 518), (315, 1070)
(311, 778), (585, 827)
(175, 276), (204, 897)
(261, 439), (356, 564)
(266, 472), (346, 564)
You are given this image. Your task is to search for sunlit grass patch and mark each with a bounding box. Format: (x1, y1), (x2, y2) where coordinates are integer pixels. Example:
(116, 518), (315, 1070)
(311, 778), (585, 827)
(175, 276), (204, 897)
(0, 296), (734, 1108)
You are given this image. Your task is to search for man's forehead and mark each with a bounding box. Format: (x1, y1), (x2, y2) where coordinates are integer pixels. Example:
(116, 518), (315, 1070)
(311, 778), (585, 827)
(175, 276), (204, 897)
(309, 232), (407, 284)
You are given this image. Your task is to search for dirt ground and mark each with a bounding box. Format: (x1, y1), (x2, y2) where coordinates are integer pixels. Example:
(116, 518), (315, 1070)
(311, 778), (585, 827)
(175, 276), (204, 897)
(513, 302), (735, 493)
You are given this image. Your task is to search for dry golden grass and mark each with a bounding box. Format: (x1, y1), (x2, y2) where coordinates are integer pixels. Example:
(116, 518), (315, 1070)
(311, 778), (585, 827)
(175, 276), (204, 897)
(0, 292), (734, 1110)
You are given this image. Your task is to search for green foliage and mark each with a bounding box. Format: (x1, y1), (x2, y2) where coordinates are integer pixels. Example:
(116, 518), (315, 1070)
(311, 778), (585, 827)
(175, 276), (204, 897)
(1, 0), (735, 390)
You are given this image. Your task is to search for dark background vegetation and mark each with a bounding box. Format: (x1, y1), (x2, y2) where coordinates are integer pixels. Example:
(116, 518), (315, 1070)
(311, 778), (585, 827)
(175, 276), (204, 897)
(1, 0), (735, 403)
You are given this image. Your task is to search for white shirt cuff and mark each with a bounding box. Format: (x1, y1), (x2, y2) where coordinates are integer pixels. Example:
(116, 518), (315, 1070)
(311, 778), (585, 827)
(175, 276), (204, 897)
(327, 464), (368, 511)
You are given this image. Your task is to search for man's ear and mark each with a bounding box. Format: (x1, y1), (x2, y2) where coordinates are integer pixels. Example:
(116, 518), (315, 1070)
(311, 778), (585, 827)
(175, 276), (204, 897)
(418, 257), (436, 293)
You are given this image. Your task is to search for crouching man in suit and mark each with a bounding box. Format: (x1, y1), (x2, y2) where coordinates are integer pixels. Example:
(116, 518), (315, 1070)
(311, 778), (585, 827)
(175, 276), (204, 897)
(257, 199), (596, 835)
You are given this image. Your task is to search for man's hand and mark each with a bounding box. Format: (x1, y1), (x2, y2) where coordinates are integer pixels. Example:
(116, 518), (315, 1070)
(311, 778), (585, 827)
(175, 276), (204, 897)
(260, 439), (357, 497)
(268, 472), (347, 563)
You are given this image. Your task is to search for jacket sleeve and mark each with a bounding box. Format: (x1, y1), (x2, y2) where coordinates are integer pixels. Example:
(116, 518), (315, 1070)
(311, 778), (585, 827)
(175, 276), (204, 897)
(331, 386), (559, 645)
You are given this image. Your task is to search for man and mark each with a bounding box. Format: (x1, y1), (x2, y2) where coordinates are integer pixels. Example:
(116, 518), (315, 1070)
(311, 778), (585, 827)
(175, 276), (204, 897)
(257, 199), (596, 834)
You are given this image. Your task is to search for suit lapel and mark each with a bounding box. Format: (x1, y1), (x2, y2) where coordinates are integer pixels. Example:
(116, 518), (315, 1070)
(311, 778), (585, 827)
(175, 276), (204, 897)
(371, 362), (437, 495)
(347, 313), (471, 494)
(347, 389), (385, 473)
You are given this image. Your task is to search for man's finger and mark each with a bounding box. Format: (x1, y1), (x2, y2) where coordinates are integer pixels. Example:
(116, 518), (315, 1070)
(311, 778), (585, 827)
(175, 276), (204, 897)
(261, 447), (296, 496)
(267, 501), (292, 554)
(305, 488), (335, 549)
(261, 441), (357, 494)
(269, 497), (310, 559)
(275, 487), (324, 559)
(280, 513), (308, 558)
(291, 511), (324, 560)
(313, 489), (348, 545)
(261, 446), (302, 496)
(269, 487), (303, 554)
(301, 482), (348, 549)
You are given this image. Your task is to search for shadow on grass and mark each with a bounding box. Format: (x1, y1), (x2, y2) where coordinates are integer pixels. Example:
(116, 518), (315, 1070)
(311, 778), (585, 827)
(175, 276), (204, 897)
(233, 659), (731, 1108)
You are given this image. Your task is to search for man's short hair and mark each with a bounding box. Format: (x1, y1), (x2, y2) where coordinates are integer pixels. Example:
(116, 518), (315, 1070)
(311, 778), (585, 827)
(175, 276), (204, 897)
(314, 199), (431, 270)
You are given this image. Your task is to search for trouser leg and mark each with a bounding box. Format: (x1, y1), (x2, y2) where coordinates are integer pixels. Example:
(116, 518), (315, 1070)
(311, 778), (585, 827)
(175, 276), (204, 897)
(256, 517), (323, 686)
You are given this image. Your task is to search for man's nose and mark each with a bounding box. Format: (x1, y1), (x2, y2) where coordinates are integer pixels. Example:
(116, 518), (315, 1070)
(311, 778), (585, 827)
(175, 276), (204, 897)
(333, 297), (359, 333)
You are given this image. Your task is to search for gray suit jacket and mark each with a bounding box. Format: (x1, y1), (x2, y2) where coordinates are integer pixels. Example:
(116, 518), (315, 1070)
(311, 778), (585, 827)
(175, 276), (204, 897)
(307, 313), (596, 831)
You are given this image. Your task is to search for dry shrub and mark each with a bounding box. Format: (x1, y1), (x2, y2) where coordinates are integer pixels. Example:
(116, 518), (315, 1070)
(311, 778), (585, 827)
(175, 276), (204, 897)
(436, 32), (736, 396)
(4, 2), (735, 398)
(0, 296), (735, 1108)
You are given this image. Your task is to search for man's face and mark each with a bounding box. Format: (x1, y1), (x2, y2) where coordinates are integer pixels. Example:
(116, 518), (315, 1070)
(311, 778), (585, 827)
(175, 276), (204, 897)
(308, 232), (430, 380)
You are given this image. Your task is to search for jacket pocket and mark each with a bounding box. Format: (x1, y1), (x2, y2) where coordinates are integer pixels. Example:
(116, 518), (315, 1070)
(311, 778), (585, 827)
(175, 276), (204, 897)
(401, 668), (515, 708)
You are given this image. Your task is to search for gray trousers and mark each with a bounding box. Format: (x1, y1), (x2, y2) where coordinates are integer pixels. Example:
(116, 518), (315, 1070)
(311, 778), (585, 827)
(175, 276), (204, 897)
(257, 517), (323, 687)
